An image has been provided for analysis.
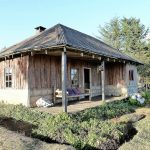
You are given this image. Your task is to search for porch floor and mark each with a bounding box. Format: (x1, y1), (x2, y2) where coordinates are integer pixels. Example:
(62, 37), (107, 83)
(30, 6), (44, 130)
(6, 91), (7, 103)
(33, 96), (127, 115)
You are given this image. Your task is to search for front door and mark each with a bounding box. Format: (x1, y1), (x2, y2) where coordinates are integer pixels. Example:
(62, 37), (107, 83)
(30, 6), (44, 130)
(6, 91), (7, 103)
(84, 68), (91, 89)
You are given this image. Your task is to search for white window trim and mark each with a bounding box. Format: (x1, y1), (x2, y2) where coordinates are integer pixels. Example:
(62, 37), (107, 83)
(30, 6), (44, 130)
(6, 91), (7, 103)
(4, 68), (13, 88)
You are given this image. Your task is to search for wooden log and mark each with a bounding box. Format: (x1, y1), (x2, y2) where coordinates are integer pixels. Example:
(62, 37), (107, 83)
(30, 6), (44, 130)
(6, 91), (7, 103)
(61, 47), (67, 112)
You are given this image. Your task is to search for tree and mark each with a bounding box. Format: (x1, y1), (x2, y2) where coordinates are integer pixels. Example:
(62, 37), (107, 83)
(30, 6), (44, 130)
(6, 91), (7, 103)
(99, 17), (149, 52)
(99, 17), (150, 78)
(121, 17), (148, 52)
(98, 17), (122, 50)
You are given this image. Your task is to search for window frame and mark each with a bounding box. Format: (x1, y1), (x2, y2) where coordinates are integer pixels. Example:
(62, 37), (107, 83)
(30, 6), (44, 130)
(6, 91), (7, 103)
(4, 68), (12, 88)
(129, 70), (134, 81)
(70, 68), (79, 87)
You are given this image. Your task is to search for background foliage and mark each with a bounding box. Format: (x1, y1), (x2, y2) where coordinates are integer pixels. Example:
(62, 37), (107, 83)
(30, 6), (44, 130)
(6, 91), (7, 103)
(99, 17), (150, 77)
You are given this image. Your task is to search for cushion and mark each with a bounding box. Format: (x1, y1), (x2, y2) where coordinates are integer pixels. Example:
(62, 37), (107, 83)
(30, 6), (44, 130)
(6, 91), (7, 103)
(67, 88), (75, 96)
(72, 88), (79, 95)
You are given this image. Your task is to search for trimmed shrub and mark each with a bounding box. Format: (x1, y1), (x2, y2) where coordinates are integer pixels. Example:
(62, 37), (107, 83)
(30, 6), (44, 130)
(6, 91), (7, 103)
(128, 98), (143, 106)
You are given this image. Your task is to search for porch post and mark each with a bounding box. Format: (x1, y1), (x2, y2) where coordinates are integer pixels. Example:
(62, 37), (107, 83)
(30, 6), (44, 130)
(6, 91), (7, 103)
(101, 61), (105, 101)
(61, 47), (67, 112)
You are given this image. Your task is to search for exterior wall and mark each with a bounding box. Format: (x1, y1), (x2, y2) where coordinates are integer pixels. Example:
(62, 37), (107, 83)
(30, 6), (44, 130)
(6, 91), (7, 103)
(125, 64), (138, 95)
(28, 54), (101, 106)
(104, 63), (138, 97)
(0, 53), (138, 107)
(0, 89), (28, 106)
(29, 54), (135, 106)
(28, 55), (61, 106)
(0, 56), (29, 106)
(105, 62), (127, 96)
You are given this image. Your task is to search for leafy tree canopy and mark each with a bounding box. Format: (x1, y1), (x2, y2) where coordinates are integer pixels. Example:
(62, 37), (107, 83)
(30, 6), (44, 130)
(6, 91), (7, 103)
(99, 17), (149, 52)
(99, 17), (150, 77)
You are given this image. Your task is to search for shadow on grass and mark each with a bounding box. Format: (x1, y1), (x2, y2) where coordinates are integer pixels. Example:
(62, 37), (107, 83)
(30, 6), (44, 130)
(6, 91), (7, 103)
(0, 117), (58, 144)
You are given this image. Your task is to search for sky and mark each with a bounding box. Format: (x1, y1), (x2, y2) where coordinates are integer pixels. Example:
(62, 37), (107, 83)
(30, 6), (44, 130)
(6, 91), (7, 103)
(0, 0), (150, 49)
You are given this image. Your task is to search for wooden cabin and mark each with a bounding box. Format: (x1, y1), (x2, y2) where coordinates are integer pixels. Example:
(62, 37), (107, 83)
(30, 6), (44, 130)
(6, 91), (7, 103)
(0, 24), (141, 111)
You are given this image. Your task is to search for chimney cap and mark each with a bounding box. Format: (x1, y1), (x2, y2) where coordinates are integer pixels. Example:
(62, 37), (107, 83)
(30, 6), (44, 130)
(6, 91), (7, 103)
(35, 26), (46, 30)
(35, 26), (46, 33)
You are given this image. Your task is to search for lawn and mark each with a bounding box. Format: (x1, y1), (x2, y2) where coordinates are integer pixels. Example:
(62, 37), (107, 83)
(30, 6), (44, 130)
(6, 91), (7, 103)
(0, 90), (150, 150)
(0, 126), (74, 150)
(119, 107), (150, 150)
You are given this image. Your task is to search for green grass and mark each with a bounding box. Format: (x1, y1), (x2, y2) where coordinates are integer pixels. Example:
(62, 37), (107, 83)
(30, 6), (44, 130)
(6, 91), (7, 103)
(119, 111), (150, 150)
(1, 91), (150, 149)
(0, 100), (135, 149)
(119, 90), (150, 150)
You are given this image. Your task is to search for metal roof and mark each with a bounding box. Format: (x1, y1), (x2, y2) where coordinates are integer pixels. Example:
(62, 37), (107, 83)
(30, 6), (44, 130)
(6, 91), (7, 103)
(0, 23), (141, 64)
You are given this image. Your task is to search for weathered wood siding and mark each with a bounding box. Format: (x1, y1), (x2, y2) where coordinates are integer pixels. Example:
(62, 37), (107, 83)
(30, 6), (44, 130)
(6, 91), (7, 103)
(29, 55), (61, 106)
(29, 55), (101, 90)
(28, 54), (130, 106)
(29, 54), (60, 89)
(0, 56), (28, 89)
(105, 62), (125, 85)
(105, 62), (127, 96)
(29, 54), (101, 105)
(0, 56), (29, 106)
(125, 64), (138, 94)
(0, 53), (138, 107)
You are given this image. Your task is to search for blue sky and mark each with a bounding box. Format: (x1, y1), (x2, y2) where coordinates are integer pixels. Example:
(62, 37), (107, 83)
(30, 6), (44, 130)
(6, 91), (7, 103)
(0, 0), (150, 49)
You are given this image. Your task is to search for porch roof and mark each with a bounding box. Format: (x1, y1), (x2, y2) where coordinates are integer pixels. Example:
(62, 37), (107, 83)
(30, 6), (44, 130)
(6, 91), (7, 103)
(0, 24), (141, 64)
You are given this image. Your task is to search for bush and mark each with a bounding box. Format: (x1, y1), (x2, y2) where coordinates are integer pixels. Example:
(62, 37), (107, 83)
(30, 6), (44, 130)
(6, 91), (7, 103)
(128, 98), (143, 106)
(74, 100), (135, 121)
(142, 90), (150, 104)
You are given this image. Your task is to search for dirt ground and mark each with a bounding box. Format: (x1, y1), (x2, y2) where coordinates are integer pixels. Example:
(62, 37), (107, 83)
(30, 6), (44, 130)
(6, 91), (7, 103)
(0, 126), (75, 150)
(34, 96), (126, 114)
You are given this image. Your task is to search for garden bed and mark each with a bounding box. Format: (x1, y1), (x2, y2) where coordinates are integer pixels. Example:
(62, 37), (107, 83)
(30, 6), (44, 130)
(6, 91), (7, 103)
(0, 98), (147, 150)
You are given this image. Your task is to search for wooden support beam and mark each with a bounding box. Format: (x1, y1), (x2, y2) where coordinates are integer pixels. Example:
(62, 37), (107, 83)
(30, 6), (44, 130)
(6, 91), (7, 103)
(31, 51), (34, 56)
(61, 47), (67, 112)
(101, 61), (105, 101)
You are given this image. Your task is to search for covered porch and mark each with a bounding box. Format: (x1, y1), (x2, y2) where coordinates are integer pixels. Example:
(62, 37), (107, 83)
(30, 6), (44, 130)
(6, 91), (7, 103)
(57, 46), (129, 112)
(29, 46), (130, 111)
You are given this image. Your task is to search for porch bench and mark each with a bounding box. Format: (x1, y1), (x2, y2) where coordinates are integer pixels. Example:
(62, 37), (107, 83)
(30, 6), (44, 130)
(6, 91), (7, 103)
(55, 88), (91, 103)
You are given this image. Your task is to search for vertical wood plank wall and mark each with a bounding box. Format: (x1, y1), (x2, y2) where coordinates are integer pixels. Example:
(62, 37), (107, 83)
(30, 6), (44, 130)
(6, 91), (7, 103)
(28, 54), (128, 106)
(0, 56), (29, 106)
(29, 55), (101, 90)
(0, 53), (138, 106)
(0, 56), (28, 89)
(105, 62), (125, 85)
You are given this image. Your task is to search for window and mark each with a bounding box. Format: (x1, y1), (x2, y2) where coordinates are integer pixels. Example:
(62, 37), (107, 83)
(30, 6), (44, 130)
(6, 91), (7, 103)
(71, 68), (79, 87)
(5, 68), (12, 88)
(129, 70), (134, 81)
